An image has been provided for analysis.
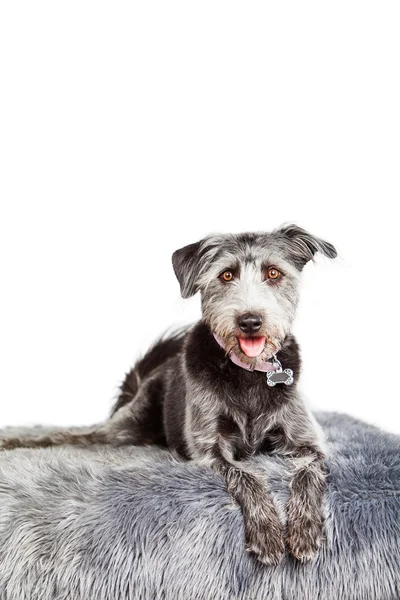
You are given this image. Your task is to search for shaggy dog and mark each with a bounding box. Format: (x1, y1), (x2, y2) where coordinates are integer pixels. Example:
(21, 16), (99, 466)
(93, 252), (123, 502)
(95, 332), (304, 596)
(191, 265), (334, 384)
(0, 224), (337, 565)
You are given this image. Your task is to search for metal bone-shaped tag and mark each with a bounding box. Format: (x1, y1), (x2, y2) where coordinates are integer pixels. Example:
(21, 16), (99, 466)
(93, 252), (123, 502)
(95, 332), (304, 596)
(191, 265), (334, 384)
(266, 356), (294, 387)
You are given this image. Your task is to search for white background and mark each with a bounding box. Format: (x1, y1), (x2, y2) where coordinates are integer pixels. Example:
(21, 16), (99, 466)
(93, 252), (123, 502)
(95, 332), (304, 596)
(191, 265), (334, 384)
(0, 2), (399, 433)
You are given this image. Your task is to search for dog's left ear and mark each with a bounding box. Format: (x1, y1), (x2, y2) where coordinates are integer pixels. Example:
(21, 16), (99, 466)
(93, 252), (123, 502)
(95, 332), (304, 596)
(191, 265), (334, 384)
(172, 241), (203, 298)
(275, 224), (337, 269)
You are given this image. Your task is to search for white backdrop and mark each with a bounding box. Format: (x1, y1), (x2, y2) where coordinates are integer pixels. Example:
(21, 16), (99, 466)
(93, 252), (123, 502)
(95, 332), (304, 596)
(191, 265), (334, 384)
(0, 2), (399, 433)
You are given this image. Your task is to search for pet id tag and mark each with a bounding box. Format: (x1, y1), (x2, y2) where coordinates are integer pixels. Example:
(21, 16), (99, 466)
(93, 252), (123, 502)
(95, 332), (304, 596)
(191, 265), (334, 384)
(266, 356), (294, 387)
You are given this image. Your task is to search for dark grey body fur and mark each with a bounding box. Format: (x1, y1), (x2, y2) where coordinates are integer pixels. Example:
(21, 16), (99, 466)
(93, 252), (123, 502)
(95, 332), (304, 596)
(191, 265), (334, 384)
(0, 225), (337, 565)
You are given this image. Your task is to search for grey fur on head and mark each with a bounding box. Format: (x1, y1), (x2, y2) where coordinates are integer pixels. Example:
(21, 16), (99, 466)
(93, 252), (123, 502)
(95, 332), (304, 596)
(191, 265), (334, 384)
(172, 224), (337, 299)
(172, 224), (336, 361)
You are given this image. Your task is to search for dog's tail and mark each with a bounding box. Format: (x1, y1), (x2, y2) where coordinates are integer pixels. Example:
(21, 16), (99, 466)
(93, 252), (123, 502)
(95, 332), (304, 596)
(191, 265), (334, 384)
(111, 328), (188, 414)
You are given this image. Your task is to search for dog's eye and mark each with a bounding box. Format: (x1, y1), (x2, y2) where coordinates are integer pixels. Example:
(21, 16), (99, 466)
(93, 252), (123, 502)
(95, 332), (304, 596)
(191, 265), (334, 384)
(266, 267), (281, 280)
(220, 270), (234, 282)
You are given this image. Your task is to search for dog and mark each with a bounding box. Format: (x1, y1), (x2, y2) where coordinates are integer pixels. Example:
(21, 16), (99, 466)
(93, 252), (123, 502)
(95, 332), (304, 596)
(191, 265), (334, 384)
(1, 224), (337, 565)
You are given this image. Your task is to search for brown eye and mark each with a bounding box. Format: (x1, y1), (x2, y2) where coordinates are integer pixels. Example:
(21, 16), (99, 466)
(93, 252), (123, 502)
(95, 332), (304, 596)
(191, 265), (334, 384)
(221, 270), (234, 282)
(267, 267), (281, 280)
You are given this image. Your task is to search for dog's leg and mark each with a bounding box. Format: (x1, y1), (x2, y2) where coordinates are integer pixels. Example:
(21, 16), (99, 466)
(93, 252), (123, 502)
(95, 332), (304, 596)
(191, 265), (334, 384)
(0, 407), (133, 451)
(0, 428), (108, 451)
(278, 405), (327, 561)
(187, 404), (285, 565)
(286, 446), (326, 561)
(198, 455), (285, 565)
(219, 460), (285, 565)
(0, 381), (161, 451)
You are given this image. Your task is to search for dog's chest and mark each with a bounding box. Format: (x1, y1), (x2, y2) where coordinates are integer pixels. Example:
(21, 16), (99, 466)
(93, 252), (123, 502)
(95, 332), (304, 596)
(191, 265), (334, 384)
(219, 384), (284, 459)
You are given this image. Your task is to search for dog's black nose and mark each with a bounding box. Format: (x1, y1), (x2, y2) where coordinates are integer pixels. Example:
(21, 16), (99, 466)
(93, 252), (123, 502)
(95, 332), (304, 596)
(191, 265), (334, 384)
(238, 313), (262, 334)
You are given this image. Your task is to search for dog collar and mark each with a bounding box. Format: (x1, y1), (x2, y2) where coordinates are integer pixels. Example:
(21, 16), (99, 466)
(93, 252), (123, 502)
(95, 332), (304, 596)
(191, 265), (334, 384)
(213, 333), (294, 387)
(213, 333), (281, 373)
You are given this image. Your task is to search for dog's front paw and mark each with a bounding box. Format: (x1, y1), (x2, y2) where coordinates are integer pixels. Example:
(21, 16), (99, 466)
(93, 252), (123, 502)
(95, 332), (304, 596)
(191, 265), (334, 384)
(287, 514), (324, 562)
(245, 512), (285, 565)
(0, 439), (10, 451)
(0, 438), (21, 451)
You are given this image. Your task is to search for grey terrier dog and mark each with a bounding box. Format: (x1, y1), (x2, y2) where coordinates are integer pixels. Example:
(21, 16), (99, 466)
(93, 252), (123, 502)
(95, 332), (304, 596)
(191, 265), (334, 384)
(1, 224), (337, 565)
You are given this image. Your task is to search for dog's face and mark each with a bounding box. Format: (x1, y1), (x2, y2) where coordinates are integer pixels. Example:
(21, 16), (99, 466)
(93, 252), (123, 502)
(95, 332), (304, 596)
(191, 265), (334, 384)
(172, 225), (336, 364)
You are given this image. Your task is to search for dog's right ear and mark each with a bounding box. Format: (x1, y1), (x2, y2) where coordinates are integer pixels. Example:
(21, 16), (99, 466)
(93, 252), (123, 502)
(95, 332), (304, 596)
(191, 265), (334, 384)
(172, 241), (202, 298)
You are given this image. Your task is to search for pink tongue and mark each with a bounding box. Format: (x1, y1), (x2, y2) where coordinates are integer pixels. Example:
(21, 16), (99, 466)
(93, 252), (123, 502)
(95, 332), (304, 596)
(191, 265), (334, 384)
(239, 337), (266, 358)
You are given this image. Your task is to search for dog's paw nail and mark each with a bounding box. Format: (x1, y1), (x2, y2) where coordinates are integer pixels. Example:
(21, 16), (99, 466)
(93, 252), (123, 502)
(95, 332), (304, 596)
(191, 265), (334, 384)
(246, 527), (285, 566)
(290, 547), (318, 562)
(246, 544), (285, 566)
(287, 530), (323, 561)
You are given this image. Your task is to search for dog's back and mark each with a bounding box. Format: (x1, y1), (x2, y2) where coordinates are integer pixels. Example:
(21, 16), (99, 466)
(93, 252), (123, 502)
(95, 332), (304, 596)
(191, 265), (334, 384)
(112, 330), (186, 414)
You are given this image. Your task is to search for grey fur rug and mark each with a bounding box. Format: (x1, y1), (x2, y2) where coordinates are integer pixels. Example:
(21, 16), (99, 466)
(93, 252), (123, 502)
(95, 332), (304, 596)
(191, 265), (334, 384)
(0, 412), (399, 600)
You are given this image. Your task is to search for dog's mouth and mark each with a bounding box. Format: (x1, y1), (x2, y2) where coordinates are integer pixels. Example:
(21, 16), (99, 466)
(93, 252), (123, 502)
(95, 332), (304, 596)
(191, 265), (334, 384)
(214, 328), (281, 363)
(238, 336), (267, 358)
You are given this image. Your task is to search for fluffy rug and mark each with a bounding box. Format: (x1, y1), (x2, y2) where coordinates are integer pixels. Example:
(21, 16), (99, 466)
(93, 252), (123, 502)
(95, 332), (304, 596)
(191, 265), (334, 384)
(0, 412), (399, 600)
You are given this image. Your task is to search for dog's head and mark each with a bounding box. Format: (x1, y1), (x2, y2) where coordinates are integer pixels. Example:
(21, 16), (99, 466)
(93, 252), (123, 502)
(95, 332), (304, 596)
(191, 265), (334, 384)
(172, 225), (336, 365)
